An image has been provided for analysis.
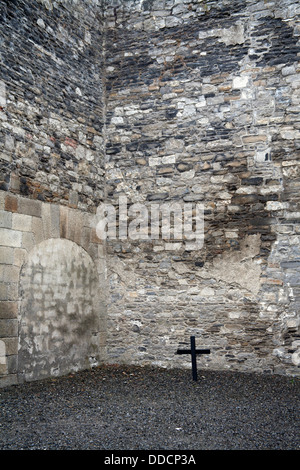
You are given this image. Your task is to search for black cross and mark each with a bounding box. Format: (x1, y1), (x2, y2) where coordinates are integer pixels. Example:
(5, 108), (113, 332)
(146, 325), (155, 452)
(176, 336), (210, 381)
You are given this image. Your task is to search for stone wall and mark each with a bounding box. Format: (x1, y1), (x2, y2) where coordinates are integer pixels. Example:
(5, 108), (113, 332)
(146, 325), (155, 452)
(0, 0), (107, 387)
(0, 0), (299, 386)
(0, 0), (105, 211)
(104, 0), (300, 375)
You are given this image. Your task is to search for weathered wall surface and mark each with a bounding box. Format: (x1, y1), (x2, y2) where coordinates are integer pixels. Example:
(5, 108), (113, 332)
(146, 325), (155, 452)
(104, 0), (300, 375)
(0, 191), (106, 386)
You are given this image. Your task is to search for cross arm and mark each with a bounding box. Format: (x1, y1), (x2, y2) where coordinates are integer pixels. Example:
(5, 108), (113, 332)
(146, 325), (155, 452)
(176, 349), (210, 355)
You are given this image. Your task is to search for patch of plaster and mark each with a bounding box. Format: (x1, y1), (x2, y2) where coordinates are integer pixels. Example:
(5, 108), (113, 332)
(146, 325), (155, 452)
(174, 234), (262, 296)
(18, 238), (103, 382)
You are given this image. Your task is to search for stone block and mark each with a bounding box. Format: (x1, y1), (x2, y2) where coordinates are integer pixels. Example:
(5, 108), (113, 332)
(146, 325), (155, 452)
(1, 0), (300, 379)
(0, 301), (18, 319)
(2, 337), (18, 355)
(12, 213), (32, 231)
(69, 190), (79, 208)
(231, 194), (259, 205)
(7, 354), (17, 374)
(66, 208), (85, 245)
(266, 201), (289, 211)
(60, 205), (68, 239)
(21, 232), (35, 252)
(81, 226), (91, 251)
(17, 237), (103, 381)
(31, 216), (44, 244)
(242, 134), (267, 144)
(232, 76), (249, 89)
(91, 227), (103, 244)
(0, 228), (22, 247)
(0, 363), (7, 375)
(10, 173), (20, 192)
(13, 247), (27, 267)
(41, 202), (60, 239)
(4, 195), (18, 213)
(3, 283), (18, 301)
(0, 339), (5, 358)
(0, 192), (5, 211)
(0, 319), (18, 337)
(0, 246), (14, 264)
(0, 284), (7, 301)
(19, 198), (41, 217)
(50, 204), (60, 238)
(0, 265), (19, 283)
(0, 339), (6, 374)
(0, 81), (6, 108)
(0, 375), (18, 387)
(0, 210), (12, 228)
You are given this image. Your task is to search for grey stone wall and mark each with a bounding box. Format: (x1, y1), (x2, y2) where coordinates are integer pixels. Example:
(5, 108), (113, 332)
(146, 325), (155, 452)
(0, 0), (107, 386)
(0, 0), (299, 386)
(0, 0), (105, 211)
(104, 0), (300, 375)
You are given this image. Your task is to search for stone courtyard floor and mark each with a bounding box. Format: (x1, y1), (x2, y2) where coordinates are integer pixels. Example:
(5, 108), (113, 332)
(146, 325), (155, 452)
(0, 364), (299, 451)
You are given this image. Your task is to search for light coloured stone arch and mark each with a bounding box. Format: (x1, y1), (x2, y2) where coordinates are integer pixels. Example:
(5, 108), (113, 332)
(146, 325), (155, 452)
(18, 238), (106, 383)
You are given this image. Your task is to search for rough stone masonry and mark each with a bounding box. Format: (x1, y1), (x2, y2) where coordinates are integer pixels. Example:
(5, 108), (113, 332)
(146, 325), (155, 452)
(0, 0), (299, 387)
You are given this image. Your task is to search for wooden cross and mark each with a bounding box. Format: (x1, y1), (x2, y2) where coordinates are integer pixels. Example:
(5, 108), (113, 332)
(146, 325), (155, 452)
(176, 336), (210, 381)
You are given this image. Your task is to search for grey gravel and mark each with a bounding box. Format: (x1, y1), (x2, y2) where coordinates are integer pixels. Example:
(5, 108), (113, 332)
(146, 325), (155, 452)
(0, 365), (299, 450)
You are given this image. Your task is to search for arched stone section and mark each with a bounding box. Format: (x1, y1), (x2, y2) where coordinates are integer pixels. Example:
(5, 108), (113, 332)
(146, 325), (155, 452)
(18, 238), (105, 382)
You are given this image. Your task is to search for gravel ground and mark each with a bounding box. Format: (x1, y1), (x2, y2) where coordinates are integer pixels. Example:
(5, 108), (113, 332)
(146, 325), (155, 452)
(0, 364), (299, 451)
